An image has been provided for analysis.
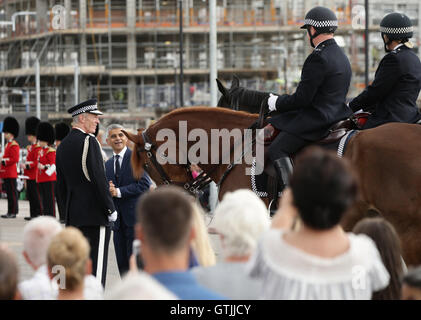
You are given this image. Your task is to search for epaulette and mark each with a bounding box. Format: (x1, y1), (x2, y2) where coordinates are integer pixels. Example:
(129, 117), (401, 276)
(10, 141), (18, 147)
(26, 145), (31, 150)
(313, 47), (322, 54)
(390, 47), (403, 54)
(47, 147), (56, 154)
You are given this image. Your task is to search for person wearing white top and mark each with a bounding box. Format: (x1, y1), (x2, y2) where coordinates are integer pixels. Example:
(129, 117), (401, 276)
(19, 216), (103, 300)
(192, 189), (270, 299)
(247, 147), (390, 300)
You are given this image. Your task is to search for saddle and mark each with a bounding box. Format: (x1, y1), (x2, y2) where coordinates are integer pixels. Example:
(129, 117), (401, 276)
(255, 112), (370, 214)
(258, 112), (370, 146)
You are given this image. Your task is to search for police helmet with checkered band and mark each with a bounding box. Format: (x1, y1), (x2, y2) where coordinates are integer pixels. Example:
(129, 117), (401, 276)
(300, 6), (338, 34)
(380, 12), (413, 41)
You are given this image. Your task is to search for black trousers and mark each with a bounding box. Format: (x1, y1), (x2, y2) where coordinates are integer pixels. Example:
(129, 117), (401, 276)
(38, 181), (56, 217)
(26, 179), (42, 218)
(79, 225), (111, 287)
(267, 131), (310, 162)
(55, 182), (66, 222)
(113, 224), (135, 277)
(3, 178), (18, 214)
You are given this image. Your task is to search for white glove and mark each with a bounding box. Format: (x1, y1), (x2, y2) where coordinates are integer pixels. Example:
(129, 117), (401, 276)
(353, 108), (365, 114)
(108, 210), (118, 222)
(268, 93), (278, 112)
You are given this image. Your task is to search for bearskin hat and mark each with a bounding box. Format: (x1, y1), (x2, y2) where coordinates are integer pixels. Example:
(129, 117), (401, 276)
(36, 122), (55, 145)
(54, 122), (70, 141)
(3, 117), (19, 137)
(25, 116), (40, 136)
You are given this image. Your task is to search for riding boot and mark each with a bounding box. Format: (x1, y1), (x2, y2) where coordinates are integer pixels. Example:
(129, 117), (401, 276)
(268, 157), (293, 217)
(273, 157), (293, 189)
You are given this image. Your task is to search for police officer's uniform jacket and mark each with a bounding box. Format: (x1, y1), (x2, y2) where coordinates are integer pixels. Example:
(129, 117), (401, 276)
(349, 44), (421, 129)
(56, 128), (116, 227)
(268, 38), (352, 141)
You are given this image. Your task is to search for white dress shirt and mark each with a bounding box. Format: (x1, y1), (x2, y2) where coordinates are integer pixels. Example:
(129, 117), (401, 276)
(113, 146), (127, 198)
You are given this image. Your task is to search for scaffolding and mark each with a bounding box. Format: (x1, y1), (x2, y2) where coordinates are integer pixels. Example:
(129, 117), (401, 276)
(0, 0), (420, 123)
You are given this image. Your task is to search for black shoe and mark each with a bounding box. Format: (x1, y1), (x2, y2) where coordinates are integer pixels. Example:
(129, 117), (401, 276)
(24, 217), (32, 221)
(1, 214), (16, 219)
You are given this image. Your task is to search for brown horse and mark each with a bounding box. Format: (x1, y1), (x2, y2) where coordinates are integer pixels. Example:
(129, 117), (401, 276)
(124, 106), (421, 266)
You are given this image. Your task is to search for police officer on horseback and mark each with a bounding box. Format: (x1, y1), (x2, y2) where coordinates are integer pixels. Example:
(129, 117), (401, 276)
(265, 6), (352, 189)
(349, 12), (421, 129)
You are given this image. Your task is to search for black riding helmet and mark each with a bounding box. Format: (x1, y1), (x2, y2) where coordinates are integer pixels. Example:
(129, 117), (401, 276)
(380, 12), (413, 52)
(301, 6), (338, 48)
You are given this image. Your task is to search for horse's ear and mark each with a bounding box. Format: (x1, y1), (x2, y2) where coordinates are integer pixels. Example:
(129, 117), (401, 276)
(216, 78), (229, 98)
(232, 75), (240, 88)
(122, 129), (140, 144)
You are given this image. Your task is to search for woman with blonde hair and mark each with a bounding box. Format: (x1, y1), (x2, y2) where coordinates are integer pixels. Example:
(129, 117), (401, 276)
(47, 227), (92, 300)
(190, 201), (216, 267)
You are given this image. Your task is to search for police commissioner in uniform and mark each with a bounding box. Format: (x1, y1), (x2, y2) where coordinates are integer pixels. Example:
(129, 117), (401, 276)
(56, 99), (117, 287)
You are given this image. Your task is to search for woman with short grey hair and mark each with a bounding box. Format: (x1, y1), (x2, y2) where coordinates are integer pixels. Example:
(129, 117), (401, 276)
(192, 189), (270, 299)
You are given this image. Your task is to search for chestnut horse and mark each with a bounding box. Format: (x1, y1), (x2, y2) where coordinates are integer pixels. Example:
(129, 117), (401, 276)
(124, 106), (421, 266)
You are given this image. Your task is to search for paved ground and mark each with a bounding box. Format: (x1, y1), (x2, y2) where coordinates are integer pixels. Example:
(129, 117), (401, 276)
(0, 198), (221, 294)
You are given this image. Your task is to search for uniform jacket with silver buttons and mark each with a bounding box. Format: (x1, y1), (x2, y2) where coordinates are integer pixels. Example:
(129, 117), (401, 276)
(349, 45), (421, 129)
(56, 129), (116, 227)
(268, 38), (352, 141)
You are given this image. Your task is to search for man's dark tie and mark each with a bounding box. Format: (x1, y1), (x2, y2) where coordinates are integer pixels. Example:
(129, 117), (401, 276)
(115, 154), (121, 185)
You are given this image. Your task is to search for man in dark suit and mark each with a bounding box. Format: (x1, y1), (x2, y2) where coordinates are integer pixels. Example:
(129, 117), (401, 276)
(265, 6), (352, 188)
(105, 124), (151, 276)
(349, 12), (421, 129)
(56, 99), (117, 286)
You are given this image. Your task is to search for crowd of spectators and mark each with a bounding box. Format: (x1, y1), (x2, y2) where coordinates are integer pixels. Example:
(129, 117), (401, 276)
(1, 146), (421, 300)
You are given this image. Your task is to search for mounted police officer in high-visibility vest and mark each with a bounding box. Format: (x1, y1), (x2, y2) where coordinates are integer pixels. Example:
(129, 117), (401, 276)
(265, 6), (352, 189)
(349, 12), (421, 128)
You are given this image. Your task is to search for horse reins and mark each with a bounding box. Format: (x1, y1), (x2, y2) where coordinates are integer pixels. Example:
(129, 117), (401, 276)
(137, 100), (269, 198)
(137, 130), (213, 196)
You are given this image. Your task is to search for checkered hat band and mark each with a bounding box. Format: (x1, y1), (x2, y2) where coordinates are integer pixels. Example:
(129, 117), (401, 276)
(304, 19), (338, 28)
(380, 26), (413, 34)
(72, 104), (98, 117)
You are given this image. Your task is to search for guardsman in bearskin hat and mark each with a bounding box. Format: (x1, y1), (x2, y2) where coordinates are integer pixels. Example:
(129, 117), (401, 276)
(54, 121), (70, 223)
(21, 117), (43, 221)
(349, 12), (421, 128)
(54, 121), (70, 148)
(264, 6), (352, 191)
(56, 98), (117, 286)
(36, 122), (56, 217)
(1, 117), (20, 219)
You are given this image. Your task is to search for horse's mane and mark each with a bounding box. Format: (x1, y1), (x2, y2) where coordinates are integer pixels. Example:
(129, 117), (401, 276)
(233, 87), (269, 108)
(148, 106), (258, 131)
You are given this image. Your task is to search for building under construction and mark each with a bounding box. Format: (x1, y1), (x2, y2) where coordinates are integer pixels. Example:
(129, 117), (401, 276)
(0, 0), (420, 128)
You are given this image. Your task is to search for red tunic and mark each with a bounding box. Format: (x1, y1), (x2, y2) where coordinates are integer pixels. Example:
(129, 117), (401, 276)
(24, 143), (41, 180)
(0, 140), (20, 179)
(36, 146), (56, 183)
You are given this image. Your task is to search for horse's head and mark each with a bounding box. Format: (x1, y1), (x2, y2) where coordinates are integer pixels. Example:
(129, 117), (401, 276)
(122, 126), (196, 187)
(122, 128), (146, 180)
(216, 76), (240, 109)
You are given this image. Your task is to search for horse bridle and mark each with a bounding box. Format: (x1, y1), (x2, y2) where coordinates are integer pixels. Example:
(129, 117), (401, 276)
(137, 130), (213, 196)
(137, 104), (267, 197)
